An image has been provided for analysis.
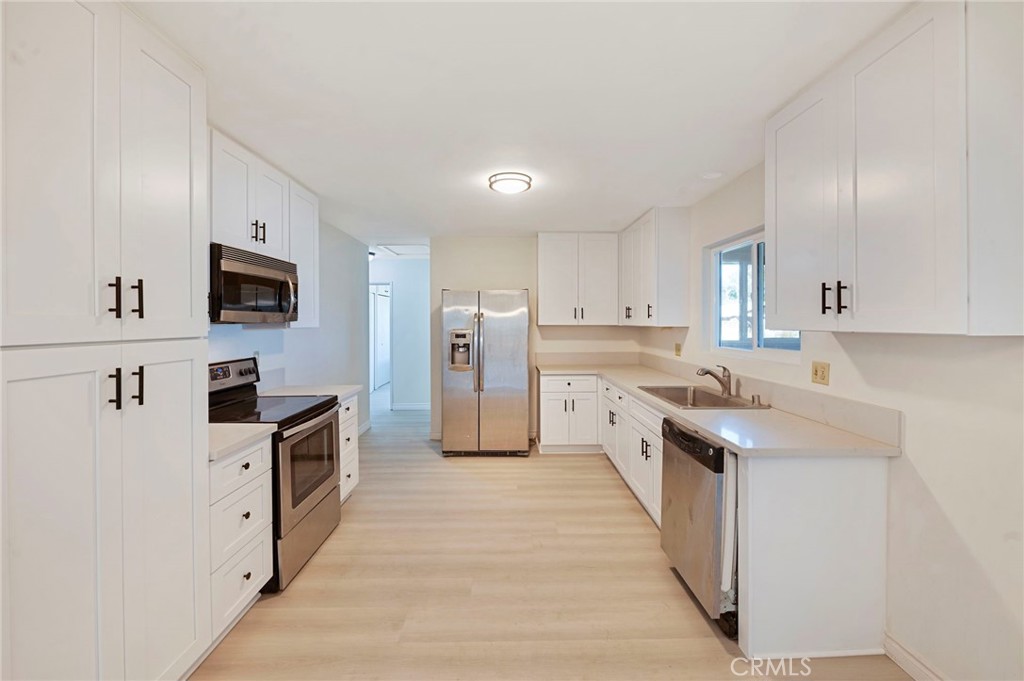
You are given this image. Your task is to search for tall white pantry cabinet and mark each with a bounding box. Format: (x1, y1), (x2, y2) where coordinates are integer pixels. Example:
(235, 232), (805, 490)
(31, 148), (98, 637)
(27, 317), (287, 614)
(0, 4), (212, 680)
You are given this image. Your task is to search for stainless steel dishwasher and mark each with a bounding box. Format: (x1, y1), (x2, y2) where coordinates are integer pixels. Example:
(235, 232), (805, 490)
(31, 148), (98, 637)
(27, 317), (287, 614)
(660, 417), (738, 638)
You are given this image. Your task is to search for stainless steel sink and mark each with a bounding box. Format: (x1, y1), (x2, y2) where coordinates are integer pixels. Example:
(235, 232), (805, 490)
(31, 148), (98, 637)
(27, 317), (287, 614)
(637, 385), (768, 410)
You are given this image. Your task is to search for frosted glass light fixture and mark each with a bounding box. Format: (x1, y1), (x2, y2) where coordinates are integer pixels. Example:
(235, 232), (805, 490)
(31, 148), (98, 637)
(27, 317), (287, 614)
(488, 172), (532, 194)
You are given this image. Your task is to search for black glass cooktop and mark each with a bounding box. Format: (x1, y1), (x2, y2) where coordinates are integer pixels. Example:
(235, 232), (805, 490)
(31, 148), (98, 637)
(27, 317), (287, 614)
(209, 393), (338, 431)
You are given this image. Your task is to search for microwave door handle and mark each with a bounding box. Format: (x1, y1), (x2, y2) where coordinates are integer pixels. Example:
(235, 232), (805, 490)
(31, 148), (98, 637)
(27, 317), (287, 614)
(286, 276), (296, 316)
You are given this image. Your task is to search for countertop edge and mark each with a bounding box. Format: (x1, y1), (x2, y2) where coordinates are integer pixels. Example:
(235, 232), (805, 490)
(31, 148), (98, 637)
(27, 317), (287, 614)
(208, 423), (277, 462)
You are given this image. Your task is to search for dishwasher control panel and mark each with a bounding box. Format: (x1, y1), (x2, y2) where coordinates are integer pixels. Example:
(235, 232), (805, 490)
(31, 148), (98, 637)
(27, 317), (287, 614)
(662, 418), (725, 473)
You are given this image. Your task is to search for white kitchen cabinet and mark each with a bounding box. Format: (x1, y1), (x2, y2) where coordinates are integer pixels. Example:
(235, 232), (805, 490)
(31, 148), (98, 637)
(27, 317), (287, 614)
(288, 181), (321, 328)
(537, 233), (618, 326)
(627, 418), (662, 526)
(538, 375), (600, 452)
(120, 13), (208, 342)
(618, 208), (690, 327)
(1, 2), (121, 347)
(1, 344), (125, 680)
(601, 396), (629, 477)
(1, 3), (207, 347)
(766, 1), (1023, 335)
(211, 128), (291, 261)
(121, 339), (210, 681)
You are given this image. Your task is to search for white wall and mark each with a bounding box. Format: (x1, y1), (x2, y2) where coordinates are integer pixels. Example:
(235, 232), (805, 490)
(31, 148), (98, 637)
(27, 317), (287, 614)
(429, 235), (640, 438)
(369, 257), (431, 409)
(210, 223), (371, 425)
(639, 163), (1024, 681)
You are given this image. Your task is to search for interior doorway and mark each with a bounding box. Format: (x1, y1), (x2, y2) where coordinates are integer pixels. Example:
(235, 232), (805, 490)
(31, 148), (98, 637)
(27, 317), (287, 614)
(369, 282), (392, 409)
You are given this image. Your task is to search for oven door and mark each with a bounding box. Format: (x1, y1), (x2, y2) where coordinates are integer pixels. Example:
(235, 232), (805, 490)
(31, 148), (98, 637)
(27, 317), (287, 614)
(278, 405), (340, 536)
(214, 259), (298, 323)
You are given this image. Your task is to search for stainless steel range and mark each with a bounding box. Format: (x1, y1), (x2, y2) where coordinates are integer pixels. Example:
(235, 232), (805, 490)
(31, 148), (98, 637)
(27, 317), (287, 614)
(208, 357), (341, 591)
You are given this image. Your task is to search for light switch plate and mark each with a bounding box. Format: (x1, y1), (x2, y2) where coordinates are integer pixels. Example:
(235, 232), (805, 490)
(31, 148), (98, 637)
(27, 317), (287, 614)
(811, 361), (830, 386)
(674, 343), (682, 357)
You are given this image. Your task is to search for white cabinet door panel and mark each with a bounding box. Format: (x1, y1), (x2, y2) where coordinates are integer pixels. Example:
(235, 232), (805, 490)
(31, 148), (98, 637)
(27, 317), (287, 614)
(637, 215), (657, 325)
(540, 392), (570, 445)
(255, 162), (290, 261)
(2, 344), (124, 680)
(765, 81), (839, 332)
(2, 1), (121, 346)
(120, 14), (207, 342)
(600, 399), (616, 462)
(578, 234), (618, 325)
(836, 2), (967, 333)
(537, 233), (579, 325)
(568, 393), (599, 445)
(289, 181), (320, 328)
(121, 339), (210, 680)
(211, 129), (258, 251)
(628, 422), (651, 504)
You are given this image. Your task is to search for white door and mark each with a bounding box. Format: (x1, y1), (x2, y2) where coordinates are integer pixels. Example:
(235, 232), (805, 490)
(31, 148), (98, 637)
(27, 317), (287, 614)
(120, 13), (208, 342)
(210, 129), (259, 251)
(2, 344), (124, 680)
(628, 422), (652, 505)
(368, 289), (376, 390)
(600, 399), (617, 462)
(2, 1), (121, 347)
(289, 181), (320, 328)
(619, 228), (636, 325)
(540, 392), (570, 445)
(537, 233), (580, 325)
(765, 79), (839, 332)
(254, 161), (290, 261)
(836, 1), (967, 333)
(568, 393), (599, 445)
(374, 289), (391, 390)
(121, 339), (210, 680)
(578, 234), (619, 325)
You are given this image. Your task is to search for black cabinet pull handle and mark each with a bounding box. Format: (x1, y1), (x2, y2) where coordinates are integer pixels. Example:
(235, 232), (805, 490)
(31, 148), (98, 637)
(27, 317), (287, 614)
(571, 399), (575, 412)
(346, 473), (352, 479)
(108, 368), (122, 410)
(241, 462), (251, 471)
(836, 280), (849, 314)
(242, 511), (251, 520)
(130, 279), (144, 319)
(108, 277), (122, 318)
(647, 304), (653, 319)
(580, 307), (584, 320)
(573, 307), (577, 320)
(259, 222), (267, 243)
(130, 365), (144, 406)
(625, 306), (632, 319)
(563, 399), (567, 413)
(243, 571), (252, 581)
(821, 282), (833, 315)
(346, 436), (352, 443)
(251, 220), (259, 241)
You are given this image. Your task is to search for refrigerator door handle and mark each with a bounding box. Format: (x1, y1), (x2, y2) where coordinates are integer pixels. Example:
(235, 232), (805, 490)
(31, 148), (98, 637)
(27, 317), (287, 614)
(472, 313), (480, 393)
(477, 311), (485, 392)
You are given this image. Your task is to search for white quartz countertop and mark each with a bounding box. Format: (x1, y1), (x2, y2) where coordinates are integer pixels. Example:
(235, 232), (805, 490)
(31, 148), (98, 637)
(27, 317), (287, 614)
(208, 423), (276, 462)
(537, 364), (899, 458)
(261, 384), (362, 402)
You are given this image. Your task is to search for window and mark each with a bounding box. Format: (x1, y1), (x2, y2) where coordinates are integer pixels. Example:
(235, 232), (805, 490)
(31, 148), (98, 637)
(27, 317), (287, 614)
(714, 236), (800, 353)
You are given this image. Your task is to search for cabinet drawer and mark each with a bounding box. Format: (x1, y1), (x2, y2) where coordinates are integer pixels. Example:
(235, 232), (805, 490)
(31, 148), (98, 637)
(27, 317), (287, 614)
(601, 381), (627, 405)
(341, 459), (359, 500)
(211, 472), (272, 571)
(210, 438), (272, 504)
(340, 417), (358, 457)
(340, 395), (358, 423)
(211, 525), (273, 638)
(540, 375), (597, 393)
(630, 398), (667, 436)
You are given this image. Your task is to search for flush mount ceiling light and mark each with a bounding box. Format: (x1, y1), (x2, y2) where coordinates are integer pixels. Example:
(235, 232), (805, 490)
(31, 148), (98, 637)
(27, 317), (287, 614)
(700, 170), (724, 180)
(488, 172), (532, 194)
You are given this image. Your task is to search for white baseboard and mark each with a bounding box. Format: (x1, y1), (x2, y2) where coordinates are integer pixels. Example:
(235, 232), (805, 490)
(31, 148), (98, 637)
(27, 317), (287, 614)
(536, 444), (604, 455)
(391, 403), (429, 411)
(358, 420), (371, 434)
(884, 634), (943, 681)
(429, 431), (441, 441)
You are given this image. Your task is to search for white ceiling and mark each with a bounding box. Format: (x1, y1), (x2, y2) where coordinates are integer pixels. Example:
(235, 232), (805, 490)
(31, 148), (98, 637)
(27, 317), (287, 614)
(132, 1), (907, 244)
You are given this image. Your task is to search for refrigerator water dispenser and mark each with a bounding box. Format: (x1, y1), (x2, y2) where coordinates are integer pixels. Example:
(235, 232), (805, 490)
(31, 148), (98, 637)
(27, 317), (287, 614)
(448, 330), (473, 370)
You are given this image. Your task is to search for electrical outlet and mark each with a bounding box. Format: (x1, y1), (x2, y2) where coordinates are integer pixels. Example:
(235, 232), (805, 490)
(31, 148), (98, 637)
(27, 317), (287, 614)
(811, 361), (830, 386)
(674, 343), (682, 357)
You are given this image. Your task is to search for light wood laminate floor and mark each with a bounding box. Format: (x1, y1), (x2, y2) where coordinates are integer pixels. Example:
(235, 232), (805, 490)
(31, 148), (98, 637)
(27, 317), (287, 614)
(192, 397), (909, 680)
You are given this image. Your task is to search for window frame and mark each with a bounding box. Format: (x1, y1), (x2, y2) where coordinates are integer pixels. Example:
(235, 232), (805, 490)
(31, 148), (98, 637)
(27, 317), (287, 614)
(704, 228), (801, 365)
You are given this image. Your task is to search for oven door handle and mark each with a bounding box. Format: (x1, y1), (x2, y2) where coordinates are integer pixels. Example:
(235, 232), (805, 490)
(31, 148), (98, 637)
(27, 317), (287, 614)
(280, 404), (340, 440)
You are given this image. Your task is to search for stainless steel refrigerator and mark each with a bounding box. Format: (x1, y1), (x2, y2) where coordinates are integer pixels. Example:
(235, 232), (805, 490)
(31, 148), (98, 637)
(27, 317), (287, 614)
(441, 289), (529, 455)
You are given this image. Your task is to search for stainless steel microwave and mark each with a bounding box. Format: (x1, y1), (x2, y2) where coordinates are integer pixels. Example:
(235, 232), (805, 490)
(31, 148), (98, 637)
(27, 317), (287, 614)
(210, 243), (298, 323)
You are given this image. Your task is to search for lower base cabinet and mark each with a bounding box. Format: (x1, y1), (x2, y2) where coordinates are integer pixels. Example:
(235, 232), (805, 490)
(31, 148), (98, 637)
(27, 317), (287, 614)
(1, 339), (210, 680)
(538, 375), (600, 450)
(211, 525), (274, 636)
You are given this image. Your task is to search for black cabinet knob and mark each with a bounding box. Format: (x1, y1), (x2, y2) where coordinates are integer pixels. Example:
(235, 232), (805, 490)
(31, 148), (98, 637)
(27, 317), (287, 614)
(243, 571), (252, 581)
(242, 462), (250, 471)
(242, 511), (251, 520)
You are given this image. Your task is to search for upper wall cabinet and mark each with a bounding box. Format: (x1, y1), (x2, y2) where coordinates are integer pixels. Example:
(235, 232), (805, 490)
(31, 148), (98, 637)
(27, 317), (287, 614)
(288, 181), (321, 328)
(210, 129), (290, 262)
(1, 3), (208, 347)
(619, 208), (690, 327)
(537, 233), (618, 326)
(766, 1), (1023, 335)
